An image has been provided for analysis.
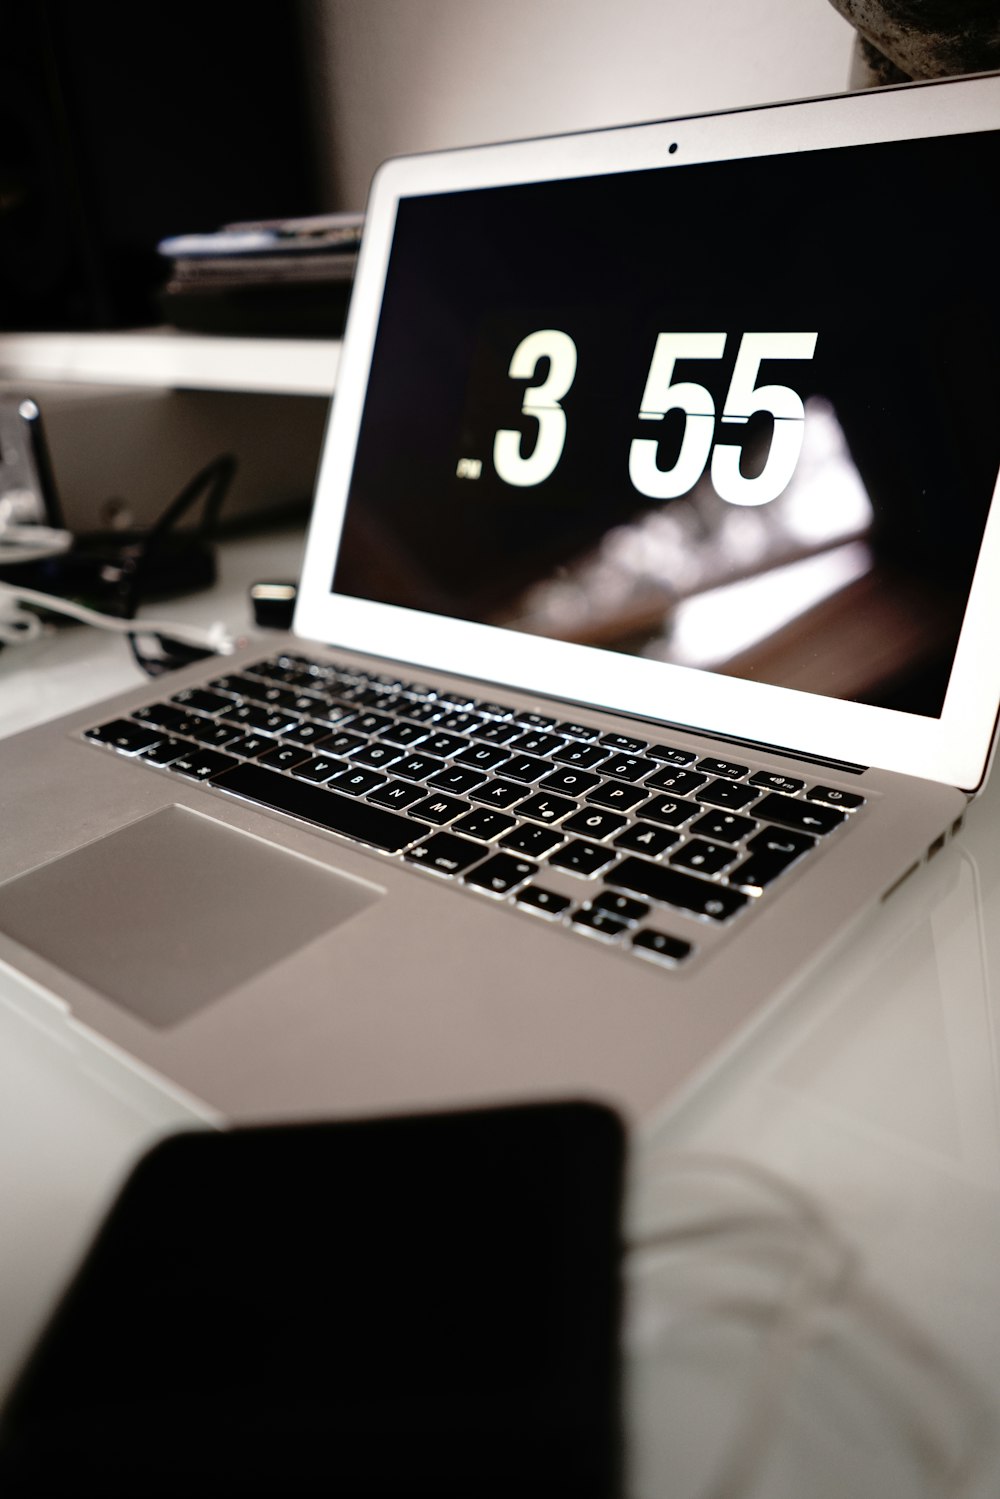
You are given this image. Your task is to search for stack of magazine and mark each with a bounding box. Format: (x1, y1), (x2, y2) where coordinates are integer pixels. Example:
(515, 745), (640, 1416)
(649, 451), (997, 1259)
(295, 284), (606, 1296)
(157, 212), (363, 336)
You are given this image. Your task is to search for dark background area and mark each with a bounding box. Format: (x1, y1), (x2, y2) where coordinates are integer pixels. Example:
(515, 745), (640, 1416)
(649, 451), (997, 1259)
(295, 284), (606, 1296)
(0, 0), (323, 330)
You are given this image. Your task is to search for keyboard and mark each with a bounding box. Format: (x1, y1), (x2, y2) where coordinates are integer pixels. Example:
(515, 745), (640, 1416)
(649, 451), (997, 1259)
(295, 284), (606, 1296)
(83, 652), (865, 969)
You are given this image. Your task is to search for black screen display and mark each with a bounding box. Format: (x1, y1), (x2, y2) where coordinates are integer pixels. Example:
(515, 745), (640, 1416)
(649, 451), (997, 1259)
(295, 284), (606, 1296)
(334, 129), (998, 717)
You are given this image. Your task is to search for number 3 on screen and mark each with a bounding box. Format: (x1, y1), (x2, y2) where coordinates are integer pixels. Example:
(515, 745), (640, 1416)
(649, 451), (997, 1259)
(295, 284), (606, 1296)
(629, 331), (818, 506)
(493, 329), (578, 487)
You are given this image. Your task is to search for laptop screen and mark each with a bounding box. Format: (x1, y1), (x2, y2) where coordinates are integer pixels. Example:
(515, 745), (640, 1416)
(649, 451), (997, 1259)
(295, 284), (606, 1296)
(332, 126), (998, 722)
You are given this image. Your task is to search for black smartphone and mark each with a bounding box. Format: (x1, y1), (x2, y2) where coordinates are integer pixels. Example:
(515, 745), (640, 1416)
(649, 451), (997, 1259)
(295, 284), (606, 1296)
(0, 1101), (624, 1498)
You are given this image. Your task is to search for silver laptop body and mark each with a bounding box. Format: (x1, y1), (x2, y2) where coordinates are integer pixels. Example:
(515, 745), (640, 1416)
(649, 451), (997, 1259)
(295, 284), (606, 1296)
(0, 73), (997, 1126)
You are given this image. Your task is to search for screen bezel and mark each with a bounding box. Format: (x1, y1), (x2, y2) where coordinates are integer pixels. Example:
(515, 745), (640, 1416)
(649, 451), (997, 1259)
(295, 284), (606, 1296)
(296, 73), (1000, 792)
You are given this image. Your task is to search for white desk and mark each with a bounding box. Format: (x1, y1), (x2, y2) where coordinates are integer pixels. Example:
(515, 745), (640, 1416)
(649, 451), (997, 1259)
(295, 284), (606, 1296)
(2, 529), (1000, 1497)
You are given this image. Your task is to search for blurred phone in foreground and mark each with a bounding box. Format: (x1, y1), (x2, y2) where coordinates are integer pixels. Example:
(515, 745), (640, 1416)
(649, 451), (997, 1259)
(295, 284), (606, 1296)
(0, 1101), (624, 1498)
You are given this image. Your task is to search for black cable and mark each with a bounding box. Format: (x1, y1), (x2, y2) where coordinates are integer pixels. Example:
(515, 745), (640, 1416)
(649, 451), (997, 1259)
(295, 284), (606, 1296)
(118, 454), (238, 676)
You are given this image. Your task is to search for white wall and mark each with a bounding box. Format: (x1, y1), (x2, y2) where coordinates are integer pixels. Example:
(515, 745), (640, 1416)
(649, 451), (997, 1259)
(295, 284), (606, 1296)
(304, 0), (857, 207)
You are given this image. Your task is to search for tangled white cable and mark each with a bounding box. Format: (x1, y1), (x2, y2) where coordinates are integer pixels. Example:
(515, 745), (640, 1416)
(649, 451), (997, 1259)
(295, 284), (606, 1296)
(624, 1149), (997, 1499)
(0, 580), (239, 656)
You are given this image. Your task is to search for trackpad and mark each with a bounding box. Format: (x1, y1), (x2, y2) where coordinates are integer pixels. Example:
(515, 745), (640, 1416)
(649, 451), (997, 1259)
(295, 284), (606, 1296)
(0, 806), (382, 1028)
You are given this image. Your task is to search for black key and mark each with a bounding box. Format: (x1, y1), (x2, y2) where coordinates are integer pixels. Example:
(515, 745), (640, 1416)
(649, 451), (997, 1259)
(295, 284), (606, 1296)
(328, 766), (388, 797)
(251, 683), (303, 711)
(378, 692), (417, 712)
(402, 682), (437, 700)
(599, 732), (648, 754)
(646, 744), (695, 766)
(640, 796), (699, 828)
(132, 702), (177, 728)
(214, 762), (424, 852)
(691, 810), (757, 844)
(280, 720), (332, 749)
(753, 792), (845, 835)
(293, 755), (348, 783)
(697, 779), (760, 810)
(552, 742), (611, 770)
(472, 720), (525, 746)
(749, 770), (805, 794)
(208, 672), (267, 699)
(562, 808), (627, 841)
(572, 907), (628, 939)
(746, 826), (816, 860)
(476, 700), (515, 719)
(696, 756), (749, 780)
(548, 840), (617, 877)
(613, 822), (679, 857)
(289, 692), (332, 716)
(608, 857), (747, 921)
(645, 767), (708, 796)
(139, 736), (187, 766)
(422, 731), (471, 758)
(241, 660), (297, 686)
(500, 823), (565, 857)
(226, 703), (300, 735)
(426, 765), (488, 795)
(312, 703), (361, 728)
(586, 781), (648, 812)
(394, 752), (446, 782)
(438, 710), (487, 733)
(503, 754), (551, 783)
(405, 831), (484, 875)
(336, 685), (384, 707)
(168, 748), (239, 782)
(451, 808), (517, 842)
(669, 839), (737, 876)
(807, 785), (865, 811)
(401, 700), (443, 725)
(86, 719), (162, 753)
(408, 793), (470, 825)
(188, 719), (243, 749)
(515, 792), (576, 824)
(136, 704), (207, 736)
(257, 743), (313, 771)
(555, 721), (599, 741)
(224, 732), (278, 759)
(377, 720), (428, 747)
(465, 852), (537, 895)
(514, 710), (557, 729)
(728, 850), (803, 893)
(515, 884), (571, 917)
(455, 743), (511, 772)
(349, 710), (392, 735)
(539, 767), (602, 797)
(368, 779), (429, 810)
(631, 929), (693, 964)
(438, 690), (475, 708)
(348, 741), (404, 769)
(506, 730), (567, 756)
(600, 755), (657, 783)
(593, 891), (650, 922)
(323, 730), (367, 756)
(170, 687), (231, 715)
(470, 778), (528, 809)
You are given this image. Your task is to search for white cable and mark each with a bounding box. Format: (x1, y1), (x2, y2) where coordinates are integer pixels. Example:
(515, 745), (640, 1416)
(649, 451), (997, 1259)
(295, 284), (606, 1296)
(0, 580), (240, 655)
(626, 1149), (998, 1499)
(0, 520), (74, 566)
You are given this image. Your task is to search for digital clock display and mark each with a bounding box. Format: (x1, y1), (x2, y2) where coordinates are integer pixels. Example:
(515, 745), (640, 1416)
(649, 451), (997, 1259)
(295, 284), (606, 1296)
(334, 128), (998, 718)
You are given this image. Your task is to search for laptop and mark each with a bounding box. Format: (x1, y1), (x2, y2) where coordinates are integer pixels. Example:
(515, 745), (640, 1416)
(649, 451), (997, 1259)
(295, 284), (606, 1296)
(0, 74), (997, 1127)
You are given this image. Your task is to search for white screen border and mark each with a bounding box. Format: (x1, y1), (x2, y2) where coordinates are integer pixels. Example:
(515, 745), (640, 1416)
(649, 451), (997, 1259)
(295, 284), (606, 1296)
(296, 73), (1000, 793)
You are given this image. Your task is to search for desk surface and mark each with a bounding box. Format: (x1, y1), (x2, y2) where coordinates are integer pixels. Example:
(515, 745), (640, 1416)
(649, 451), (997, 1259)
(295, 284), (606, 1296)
(3, 530), (1000, 1497)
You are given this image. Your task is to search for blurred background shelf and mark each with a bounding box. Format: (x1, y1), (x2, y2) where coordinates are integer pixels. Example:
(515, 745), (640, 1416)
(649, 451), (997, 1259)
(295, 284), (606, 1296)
(0, 330), (340, 397)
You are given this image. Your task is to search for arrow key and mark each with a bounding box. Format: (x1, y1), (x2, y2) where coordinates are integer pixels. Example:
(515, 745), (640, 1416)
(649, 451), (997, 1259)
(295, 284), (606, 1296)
(752, 793), (845, 836)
